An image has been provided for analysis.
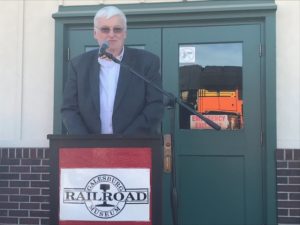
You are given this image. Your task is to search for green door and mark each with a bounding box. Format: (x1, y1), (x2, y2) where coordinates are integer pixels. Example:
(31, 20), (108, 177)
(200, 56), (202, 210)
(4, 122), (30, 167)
(162, 24), (263, 225)
(67, 24), (263, 225)
(67, 27), (161, 60)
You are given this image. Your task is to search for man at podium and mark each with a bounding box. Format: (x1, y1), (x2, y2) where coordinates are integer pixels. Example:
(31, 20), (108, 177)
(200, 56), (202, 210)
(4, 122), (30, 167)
(61, 6), (164, 135)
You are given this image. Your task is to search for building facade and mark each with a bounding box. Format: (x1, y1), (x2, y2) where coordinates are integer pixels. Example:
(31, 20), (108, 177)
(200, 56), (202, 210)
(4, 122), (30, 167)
(0, 0), (299, 224)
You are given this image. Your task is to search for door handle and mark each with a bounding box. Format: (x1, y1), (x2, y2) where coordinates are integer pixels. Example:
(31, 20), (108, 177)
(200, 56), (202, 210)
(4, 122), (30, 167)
(163, 134), (172, 173)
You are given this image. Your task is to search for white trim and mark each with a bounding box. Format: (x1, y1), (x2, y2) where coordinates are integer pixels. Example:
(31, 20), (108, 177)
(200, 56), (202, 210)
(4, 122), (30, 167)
(277, 140), (300, 149)
(0, 139), (50, 148)
(16, 0), (25, 140)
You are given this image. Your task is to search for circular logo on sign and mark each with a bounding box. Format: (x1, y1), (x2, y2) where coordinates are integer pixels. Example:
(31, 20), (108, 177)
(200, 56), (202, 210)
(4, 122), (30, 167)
(84, 174), (127, 219)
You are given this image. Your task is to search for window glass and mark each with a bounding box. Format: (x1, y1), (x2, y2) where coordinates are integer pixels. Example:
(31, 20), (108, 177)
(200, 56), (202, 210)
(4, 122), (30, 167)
(179, 43), (243, 130)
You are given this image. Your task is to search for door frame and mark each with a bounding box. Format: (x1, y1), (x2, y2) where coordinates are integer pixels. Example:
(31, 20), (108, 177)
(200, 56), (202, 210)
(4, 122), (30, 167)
(52, 1), (277, 224)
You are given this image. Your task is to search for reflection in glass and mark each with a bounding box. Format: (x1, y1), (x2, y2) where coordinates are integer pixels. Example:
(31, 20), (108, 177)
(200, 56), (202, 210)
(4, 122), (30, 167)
(179, 43), (243, 130)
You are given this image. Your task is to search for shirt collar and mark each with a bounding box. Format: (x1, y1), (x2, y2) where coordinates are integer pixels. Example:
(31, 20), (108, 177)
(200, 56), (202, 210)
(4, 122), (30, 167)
(117, 47), (124, 61)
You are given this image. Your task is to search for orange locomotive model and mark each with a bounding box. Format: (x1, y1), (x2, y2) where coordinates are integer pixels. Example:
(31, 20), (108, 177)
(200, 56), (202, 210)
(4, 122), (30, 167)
(195, 89), (243, 129)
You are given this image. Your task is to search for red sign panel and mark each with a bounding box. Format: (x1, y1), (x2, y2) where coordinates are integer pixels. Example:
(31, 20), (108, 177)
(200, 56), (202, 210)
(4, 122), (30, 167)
(59, 147), (152, 225)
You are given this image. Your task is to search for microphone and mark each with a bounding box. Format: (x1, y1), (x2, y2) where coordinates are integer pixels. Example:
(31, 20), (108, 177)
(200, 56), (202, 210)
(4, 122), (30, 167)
(98, 41), (121, 64)
(99, 41), (109, 57)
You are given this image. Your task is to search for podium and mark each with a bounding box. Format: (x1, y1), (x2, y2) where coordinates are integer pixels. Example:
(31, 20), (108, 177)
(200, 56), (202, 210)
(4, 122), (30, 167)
(48, 135), (163, 225)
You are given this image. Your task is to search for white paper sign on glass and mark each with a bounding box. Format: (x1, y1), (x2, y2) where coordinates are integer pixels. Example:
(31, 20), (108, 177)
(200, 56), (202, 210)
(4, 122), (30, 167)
(179, 46), (196, 63)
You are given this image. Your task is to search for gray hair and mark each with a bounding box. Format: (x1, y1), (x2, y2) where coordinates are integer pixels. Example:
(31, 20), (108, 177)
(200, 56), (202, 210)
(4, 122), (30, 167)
(94, 6), (127, 30)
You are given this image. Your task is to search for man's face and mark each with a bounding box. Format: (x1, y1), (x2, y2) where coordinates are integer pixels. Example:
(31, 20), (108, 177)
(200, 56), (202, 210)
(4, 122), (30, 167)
(94, 15), (127, 57)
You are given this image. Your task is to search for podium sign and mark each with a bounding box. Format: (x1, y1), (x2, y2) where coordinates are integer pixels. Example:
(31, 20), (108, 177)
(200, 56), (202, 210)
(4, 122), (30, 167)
(48, 135), (162, 225)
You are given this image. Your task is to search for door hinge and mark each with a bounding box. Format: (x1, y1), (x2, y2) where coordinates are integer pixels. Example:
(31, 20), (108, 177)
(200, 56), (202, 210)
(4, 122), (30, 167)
(259, 43), (262, 57)
(67, 47), (70, 61)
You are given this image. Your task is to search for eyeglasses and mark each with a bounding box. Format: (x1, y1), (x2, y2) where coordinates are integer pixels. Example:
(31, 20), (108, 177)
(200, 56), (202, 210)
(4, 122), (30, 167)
(96, 26), (124, 34)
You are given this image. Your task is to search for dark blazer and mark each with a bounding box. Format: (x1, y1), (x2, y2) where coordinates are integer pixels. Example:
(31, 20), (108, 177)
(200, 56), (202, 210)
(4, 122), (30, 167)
(61, 47), (164, 135)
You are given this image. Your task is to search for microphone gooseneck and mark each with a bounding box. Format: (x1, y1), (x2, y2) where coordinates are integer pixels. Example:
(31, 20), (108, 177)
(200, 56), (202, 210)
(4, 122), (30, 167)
(99, 44), (221, 130)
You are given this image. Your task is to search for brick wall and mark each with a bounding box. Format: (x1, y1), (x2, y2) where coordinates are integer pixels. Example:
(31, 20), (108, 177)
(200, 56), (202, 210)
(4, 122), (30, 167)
(0, 148), (50, 225)
(1, 148), (300, 224)
(277, 149), (300, 224)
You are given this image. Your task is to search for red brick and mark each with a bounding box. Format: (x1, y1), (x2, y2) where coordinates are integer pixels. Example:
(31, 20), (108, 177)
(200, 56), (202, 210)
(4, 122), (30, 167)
(0, 173), (19, 180)
(290, 177), (300, 184)
(21, 159), (41, 166)
(10, 180), (30, 187)
(9, 210), (29, 217)
(0, 209), (8, 216)
(277, 192), (288, 200)
(0, 217), (18, 224)
(8, 149), (16, 158)
(294, 150), (300, 160)
(290, 209), (300, 216)
(19, 218), (39, 224)
(277, 185), (300, 192)
(44, 149), (50, 158)
(286, 149), (293, 160)
(0, 188), (19, 194)
(41, 218), (49, 225)
(21, 173), (41, 180)
(0, 195), (8, 201)
(290, 193), (300, 200)
(41, 189), (49, 195)
(277, 161), (287, 168)
(20, 188), (40, 195)
(37, 149), (44, 158)
(16, 149), (23, 158)
(278, 200), (300, 208)
(41, 203), (50, 210)
(277, 169), (300, 176)
(31, 166), (49, 173)
(30, 149), (37, 159)
(276, 177), (288, 184)
(42, 174), (50, 181)
(20, 202), (40, 209)
(31, 181), (49, 188)
(289, 161), (300, 168)
(277, 208), (288, 216)
(1, 149), (8, 158)
(0, 158), (20, 165)
(42, 159), (50, 166)
(0, 202), (18, 209)
(0, 180), (9, 187)
(278, 216), (300, 224)
(276, 149), (284, 160)
(23, 149), (29, 158)
(0, 166), (9, 172)
(30, 210), (49, 217)
(10, 166), (30, 173)
(30, 195), (49, 203)
(9, 195), (30, 202)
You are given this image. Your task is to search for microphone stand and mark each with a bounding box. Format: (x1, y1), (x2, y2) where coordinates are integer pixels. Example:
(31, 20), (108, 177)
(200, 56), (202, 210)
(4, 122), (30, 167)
(102, 50), (221, 131)
(101, 50), (221, 225)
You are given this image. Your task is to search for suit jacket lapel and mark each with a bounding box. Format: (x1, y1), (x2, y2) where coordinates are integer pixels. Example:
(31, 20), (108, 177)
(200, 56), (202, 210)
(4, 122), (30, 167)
(113, 48), (133, 111)
(89, 51), (100, 116)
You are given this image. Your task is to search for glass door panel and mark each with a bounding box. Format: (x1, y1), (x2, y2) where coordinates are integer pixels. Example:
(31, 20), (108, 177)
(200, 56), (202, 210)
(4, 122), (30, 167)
(179, 43), (243, 130)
